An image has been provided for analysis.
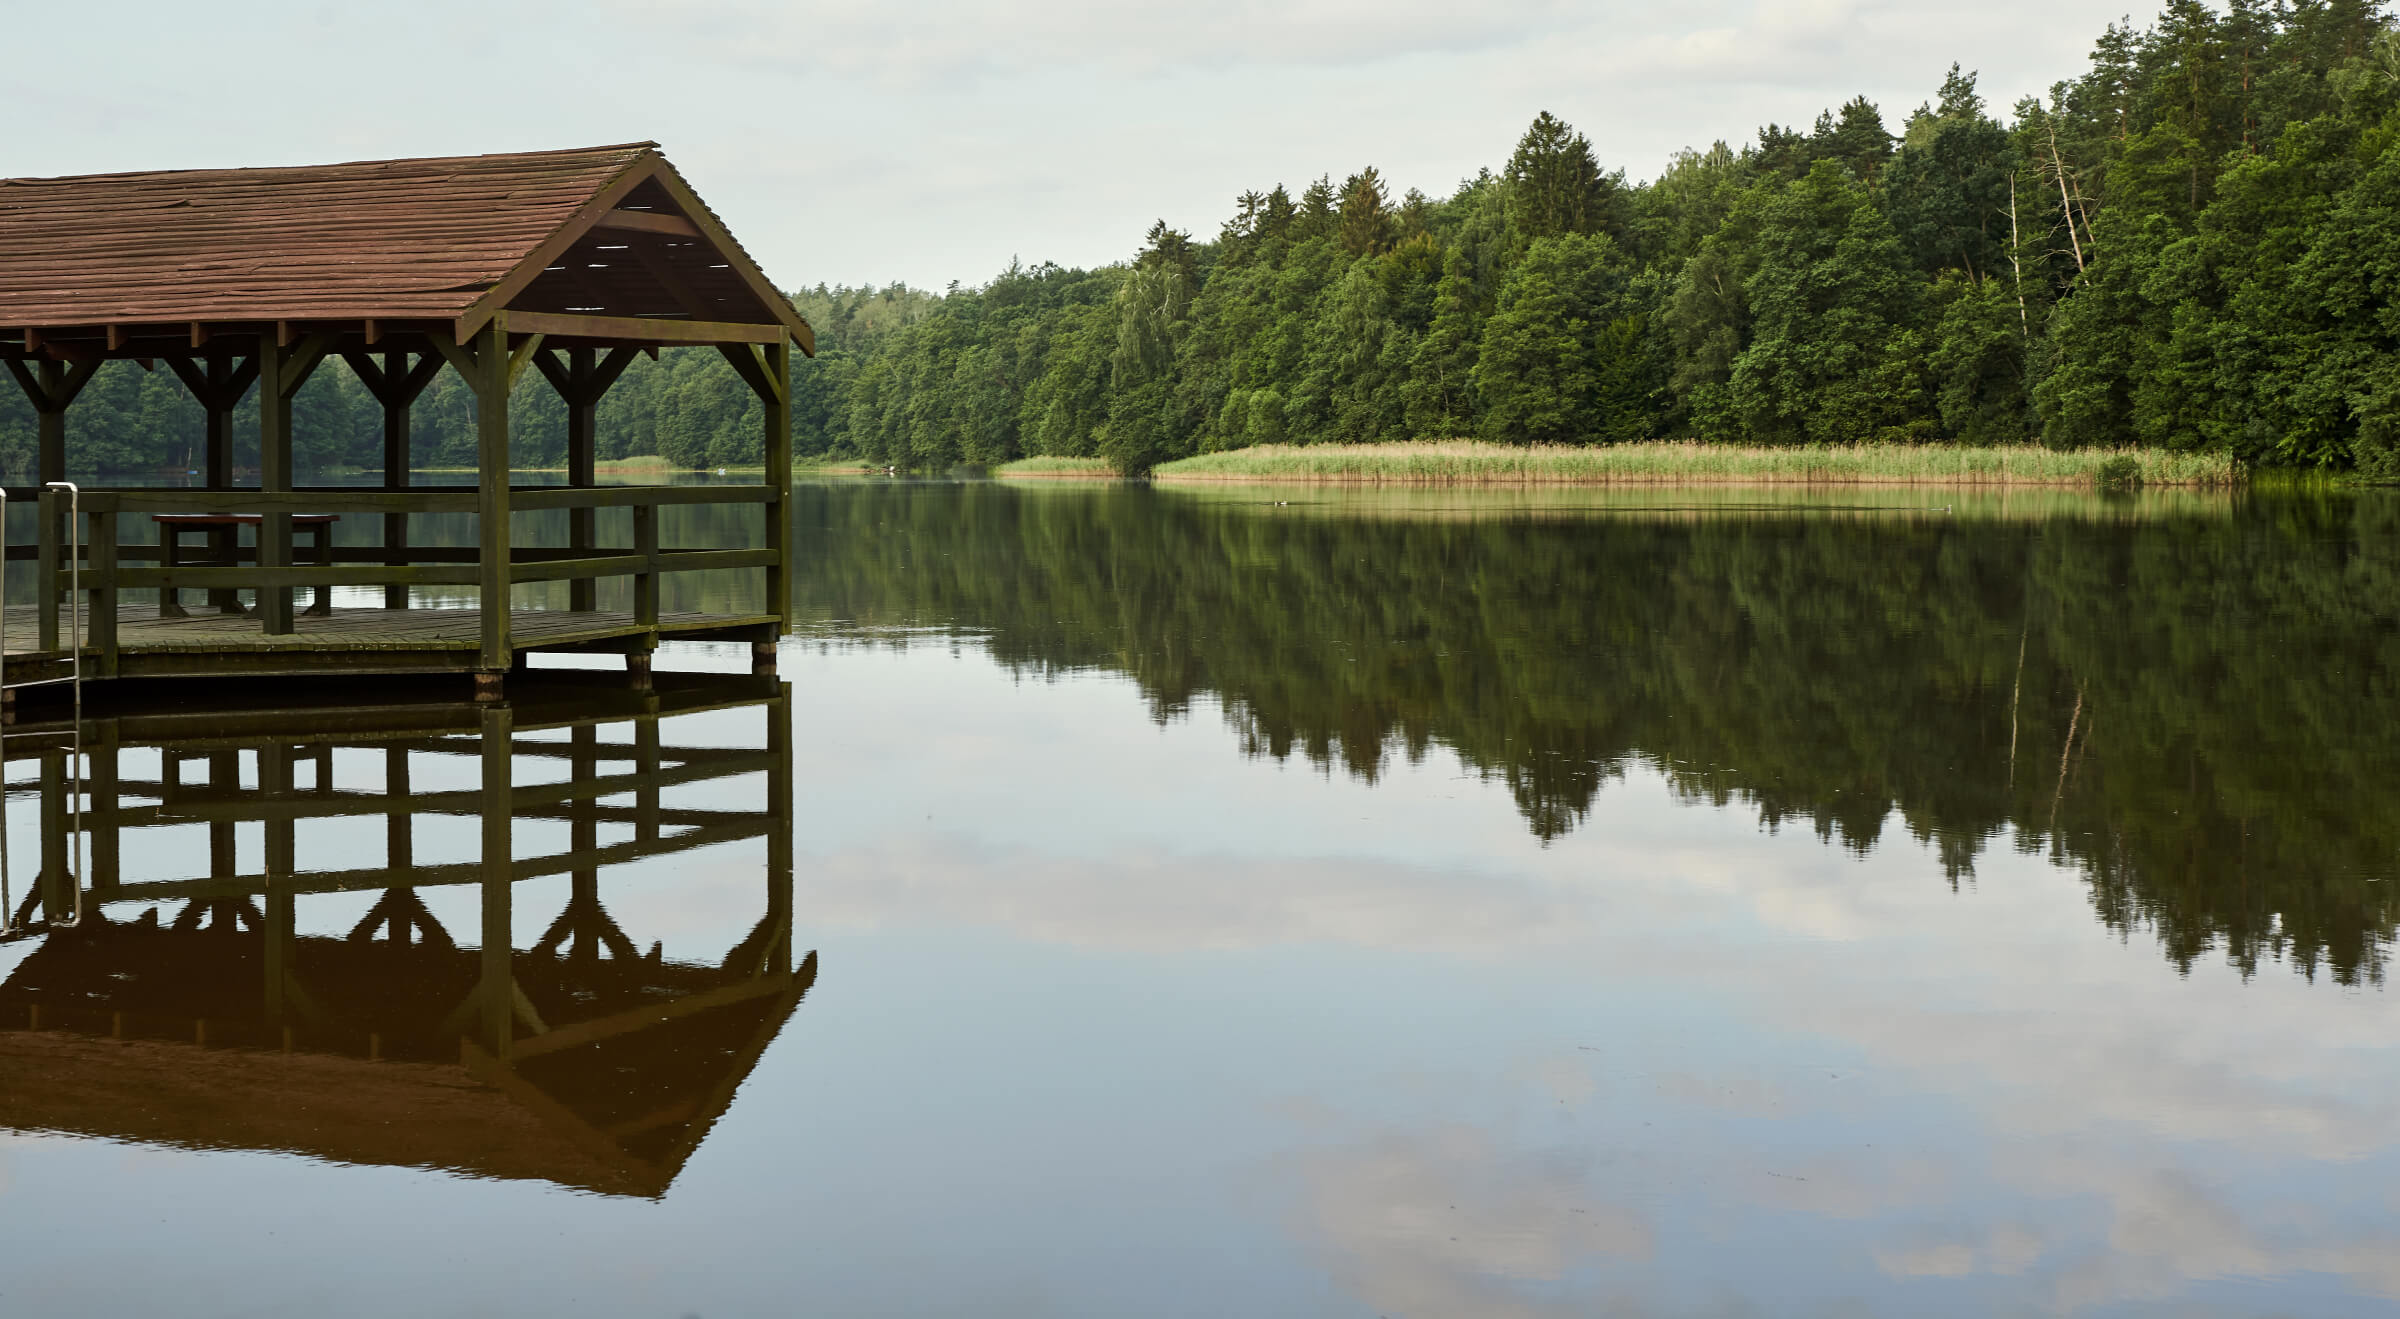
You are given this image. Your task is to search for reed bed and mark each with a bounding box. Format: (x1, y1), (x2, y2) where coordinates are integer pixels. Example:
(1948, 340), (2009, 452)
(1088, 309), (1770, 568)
(995, 456), (1124, 478)
(1146, 441), (2243, 487)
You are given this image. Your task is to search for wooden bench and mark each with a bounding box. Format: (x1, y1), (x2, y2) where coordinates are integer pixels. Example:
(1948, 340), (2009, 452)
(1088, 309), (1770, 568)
(154, 514), (339, 619)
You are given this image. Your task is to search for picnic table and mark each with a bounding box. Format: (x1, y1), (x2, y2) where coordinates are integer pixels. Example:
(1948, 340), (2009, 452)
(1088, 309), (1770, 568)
(154, 513), (339, 618)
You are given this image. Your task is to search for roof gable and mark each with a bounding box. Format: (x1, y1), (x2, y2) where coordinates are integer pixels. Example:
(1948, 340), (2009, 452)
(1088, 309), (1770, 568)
(0, 143), (812, 354)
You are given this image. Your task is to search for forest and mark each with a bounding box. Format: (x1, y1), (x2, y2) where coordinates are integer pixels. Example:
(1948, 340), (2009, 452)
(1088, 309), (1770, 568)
(4, 1), (2397, 479)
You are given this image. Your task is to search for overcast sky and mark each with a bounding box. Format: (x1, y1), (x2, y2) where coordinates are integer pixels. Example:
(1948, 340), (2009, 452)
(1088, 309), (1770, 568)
(14, 1), (2128, 291)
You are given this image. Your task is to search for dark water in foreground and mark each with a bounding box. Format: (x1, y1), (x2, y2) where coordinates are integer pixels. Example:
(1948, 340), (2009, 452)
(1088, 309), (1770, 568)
(3, 478), (2399, 1317)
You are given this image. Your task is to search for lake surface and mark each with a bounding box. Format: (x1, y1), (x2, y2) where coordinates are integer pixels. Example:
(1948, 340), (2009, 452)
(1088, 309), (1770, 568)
(4, 476), (2398, 1317)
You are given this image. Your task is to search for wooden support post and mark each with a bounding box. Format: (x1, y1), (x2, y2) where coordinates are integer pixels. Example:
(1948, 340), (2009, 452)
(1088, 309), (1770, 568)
(473, 321), (513, 673)
(205, 357), (239, 491)
(37, 398), (63, 484)
(632, 502), (658, 627)
(258, 334), (329, 635)
(767, 681), (793, 975)
(634, 711), (660, 845)
(257, 337), (293, 634)
(4, 356), (98, 484)
(35, 488), (58, 653)
(262, 743), (295, 875)
(752, 639), (778, 676)
(566, 346), (598, 612)
(532, 344), (635, 614)
(765, 336), (792, 632)
(261, 741), (294, 1027)
(343, 347), (441, 612)
(209, 751), (238, 878)
(37, 361), (92, 483)
(89, 720), (120, 891)
(164, 353), (259, 612)
(473, 670), (506, 703)
(204, 405), (241, 618)
(570, 723), (598, 961)
(477, 703), (515, 1059)
(383, 350), (411, 611)
(386, 745), (412, 874)
(88, 510), (116, 677)
(625, 648), (652, 692)
(38, 747), (67, 924)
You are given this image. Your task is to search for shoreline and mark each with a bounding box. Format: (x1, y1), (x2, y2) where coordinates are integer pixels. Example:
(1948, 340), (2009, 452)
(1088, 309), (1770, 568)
(1150, 472), (2211, 487)
(1141, 442), (2246, 488)
(994, 458), (1121, 480)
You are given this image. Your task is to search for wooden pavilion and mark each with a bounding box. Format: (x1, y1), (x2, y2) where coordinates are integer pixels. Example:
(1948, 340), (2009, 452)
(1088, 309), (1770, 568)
(0, 143), (813, 697)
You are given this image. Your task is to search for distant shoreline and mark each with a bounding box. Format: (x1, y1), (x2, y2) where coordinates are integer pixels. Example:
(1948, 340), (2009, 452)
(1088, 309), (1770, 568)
(993, 457), (1124, 480)
(1123, 442), (2244, 488)
(407, 458), (878, 476)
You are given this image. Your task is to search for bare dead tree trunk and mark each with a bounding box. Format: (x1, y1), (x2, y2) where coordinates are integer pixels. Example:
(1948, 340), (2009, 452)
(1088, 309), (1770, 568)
(2046, 123), (2087, 274)
(2007, 615), (2029, 779)
(2048, 685), (2086, 840)
(2008, 174), (2029, 337)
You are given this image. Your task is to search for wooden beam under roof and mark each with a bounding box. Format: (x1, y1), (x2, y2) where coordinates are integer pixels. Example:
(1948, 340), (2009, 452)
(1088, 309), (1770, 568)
(493, 310), (787, 346)
(451, 156), (661, 344)
(625, 240), (716, 320)
(639, 165), (815, 356)
(591, 208), (703, 238)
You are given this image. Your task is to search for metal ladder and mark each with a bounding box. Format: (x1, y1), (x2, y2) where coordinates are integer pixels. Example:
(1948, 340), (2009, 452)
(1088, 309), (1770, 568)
(0, 483), (86, 938)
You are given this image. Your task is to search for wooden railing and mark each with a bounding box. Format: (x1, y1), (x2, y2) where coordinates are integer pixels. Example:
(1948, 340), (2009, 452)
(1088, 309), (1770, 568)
(2, 484), (781, 672)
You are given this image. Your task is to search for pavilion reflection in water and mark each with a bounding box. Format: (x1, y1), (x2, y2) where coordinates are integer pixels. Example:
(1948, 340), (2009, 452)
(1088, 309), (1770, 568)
(0, 670), (808, 1198)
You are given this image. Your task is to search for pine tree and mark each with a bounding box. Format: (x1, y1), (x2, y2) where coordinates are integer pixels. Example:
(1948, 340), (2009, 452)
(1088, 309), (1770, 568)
(1811, 96), (1896, 184)
(1260, 185), (1296, 241)
(1506, 112), (1616, 241)
(1338, 167), (1394, 256)
(1295, 177), (1338, 241)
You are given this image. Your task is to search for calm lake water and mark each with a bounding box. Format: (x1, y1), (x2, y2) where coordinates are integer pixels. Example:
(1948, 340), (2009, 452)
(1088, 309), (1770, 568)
(3, 476), (2398, 1317)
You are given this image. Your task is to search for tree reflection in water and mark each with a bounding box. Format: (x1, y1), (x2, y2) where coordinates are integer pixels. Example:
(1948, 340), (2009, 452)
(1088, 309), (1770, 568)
(795, 481), (2400, 983)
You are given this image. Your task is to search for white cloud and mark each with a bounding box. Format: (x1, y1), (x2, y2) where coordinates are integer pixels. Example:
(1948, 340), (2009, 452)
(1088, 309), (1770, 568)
(1291, 1123), (1654, 1319)
(629, 0), (1591, 82)
(1874, 1222), (2044, 1277)
(19, 1), (2121, 286)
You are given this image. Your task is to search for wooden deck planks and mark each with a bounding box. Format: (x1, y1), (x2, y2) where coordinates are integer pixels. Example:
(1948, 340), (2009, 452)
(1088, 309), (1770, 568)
(0, 605), (776, 659)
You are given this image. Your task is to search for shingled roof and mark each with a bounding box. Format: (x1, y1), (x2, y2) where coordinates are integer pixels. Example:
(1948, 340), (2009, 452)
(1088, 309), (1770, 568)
(0, 143), (814, 354)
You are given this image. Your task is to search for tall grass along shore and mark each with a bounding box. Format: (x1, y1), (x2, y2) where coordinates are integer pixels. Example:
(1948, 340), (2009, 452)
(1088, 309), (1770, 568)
(995, 456), (1124, 479)
(1141, 442), (2242, 487)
